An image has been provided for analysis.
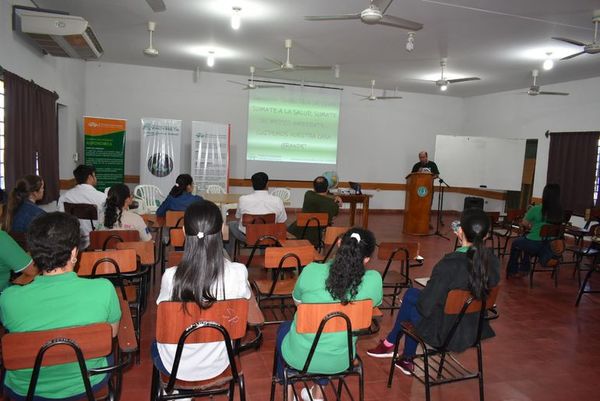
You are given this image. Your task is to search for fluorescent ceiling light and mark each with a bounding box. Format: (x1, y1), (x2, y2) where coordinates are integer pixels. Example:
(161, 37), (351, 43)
(207, 51), (215, 67)
(231, 7), (241, 30)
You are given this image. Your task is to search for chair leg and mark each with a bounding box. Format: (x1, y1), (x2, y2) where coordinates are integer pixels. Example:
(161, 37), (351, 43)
(575, 266), (595, 306)
(358, 362), (365, 401)
(387, 334), (402, 387)
(477, 345), (485, 401)
(150, 365), (160, 401)
(238, 374), (247, 401)
(270, 344), (279, 401)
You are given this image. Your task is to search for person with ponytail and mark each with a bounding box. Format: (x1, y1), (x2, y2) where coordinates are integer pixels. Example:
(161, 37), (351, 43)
(276, 227), (383, 401)
(99, 184), (151, 241)
(0, 175), (45, 233)
(367, 208), (500, 376)
(156, 174), (203, 217)
(507, 183), (563, 277)
(154, 200), (250, 381)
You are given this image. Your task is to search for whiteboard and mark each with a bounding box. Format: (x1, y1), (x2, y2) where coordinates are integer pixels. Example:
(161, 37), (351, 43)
(434, 135), (526, 190)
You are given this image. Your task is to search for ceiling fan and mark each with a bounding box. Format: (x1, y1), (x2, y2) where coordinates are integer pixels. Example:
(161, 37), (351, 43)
(143, 21), (159, 57)
(552, 11), (600, 60)
(353, 80), (403, 101)
(525, 70), (569, 96)
(264, 39), (334, 72)
(305, 0), (423, 31)
(145, 0), (166, 12)
(421, 59), (480, 91)
(228, 66), (285, 90)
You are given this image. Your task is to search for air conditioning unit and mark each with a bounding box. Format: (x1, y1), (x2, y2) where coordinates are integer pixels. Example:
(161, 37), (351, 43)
(13, 7), (103, 60)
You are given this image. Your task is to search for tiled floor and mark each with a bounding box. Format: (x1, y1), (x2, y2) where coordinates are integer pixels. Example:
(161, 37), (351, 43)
(122, 211), (600, 401)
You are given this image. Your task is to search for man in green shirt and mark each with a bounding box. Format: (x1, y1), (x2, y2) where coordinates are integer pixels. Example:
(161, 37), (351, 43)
(0, 212), (121, 400)
(0, 230), (36, 292)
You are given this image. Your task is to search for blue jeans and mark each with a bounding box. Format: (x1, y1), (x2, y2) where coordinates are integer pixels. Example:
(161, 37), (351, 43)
(507, 237), (546, 274)
(227, 221), (246, 257)
(386, 288), (422, 358)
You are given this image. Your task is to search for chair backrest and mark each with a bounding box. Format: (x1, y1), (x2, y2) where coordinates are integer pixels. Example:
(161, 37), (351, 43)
(78, 249), (138, 276)
(170, 227), (186, 248)
(167, 251), (184, 267)
(1, 323), (113, 370)
(116, 241), (156, 265)
(241, 213), (276, 226)
(540, 224), (563, 239)
(270, 188), (291, 203)
(295, 300), (373, 334)
(264, 245), (315, 268)
(89, 230), (140, 250)
(8, 231), (28, 251)
(296, 212), (329, 228)
(378, 242), (420, 261)
(205, 184), (226, 194)
(444, 286), (500, 315)
(245, 223), (288, 246)
(323, 226), (350, 246)
(156, 299), (249, 344)
(505, 208), (526, 224)
(165, 210), (185, 228)
(485, 211), (500, 225)
(133, 185), (164, 211)
(63, 202), (98, 221)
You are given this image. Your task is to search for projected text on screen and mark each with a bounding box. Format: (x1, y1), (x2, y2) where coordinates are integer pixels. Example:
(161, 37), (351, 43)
(247, 86), (340, 164)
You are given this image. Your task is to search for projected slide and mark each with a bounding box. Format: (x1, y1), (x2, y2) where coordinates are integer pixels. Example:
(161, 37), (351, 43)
(247, 86), (340, 165)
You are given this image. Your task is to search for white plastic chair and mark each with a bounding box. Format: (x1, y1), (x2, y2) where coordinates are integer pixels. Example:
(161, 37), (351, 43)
(206, 184), (226, 194)
(205, 184), (237, 219)
(270, 187), (291, 203)
(133, 184), (164, 213)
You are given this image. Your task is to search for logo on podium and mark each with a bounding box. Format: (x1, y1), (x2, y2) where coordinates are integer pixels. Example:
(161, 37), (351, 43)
(417, 186), (429, 197)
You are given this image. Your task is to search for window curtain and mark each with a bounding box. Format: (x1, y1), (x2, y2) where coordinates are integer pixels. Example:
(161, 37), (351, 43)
(547, 131), (600, 215)
(4, 70), (59, 202)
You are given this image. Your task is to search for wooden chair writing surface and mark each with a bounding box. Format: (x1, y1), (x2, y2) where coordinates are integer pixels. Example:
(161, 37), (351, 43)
(377, 242), (420, 313)
(89, 230), (140, 250)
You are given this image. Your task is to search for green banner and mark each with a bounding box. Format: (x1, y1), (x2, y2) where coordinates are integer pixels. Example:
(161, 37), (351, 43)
(83, 117), (126, 191)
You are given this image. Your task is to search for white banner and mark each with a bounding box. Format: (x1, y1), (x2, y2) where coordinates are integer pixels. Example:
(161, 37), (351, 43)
(191, 121), (230, 193)
(140, 118), (182, 196)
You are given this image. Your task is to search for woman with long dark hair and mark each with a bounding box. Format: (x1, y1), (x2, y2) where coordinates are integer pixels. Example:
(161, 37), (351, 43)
(0, 175), (45, 233)
(506, 183), (563, 277)
(154, 200), (250, 381)
(276, 227), (383, 401)
(156, 174), (203, 217)
(99, 184), (151, 241)
(367, 208), (500, 375)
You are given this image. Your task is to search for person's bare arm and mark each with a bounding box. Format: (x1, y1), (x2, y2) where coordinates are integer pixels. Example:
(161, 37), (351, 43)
(111, 322), (119, 337)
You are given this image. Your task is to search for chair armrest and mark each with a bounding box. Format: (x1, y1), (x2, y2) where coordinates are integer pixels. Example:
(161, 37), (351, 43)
(118, 298), (138, 353)
(247, 294), (265, 326)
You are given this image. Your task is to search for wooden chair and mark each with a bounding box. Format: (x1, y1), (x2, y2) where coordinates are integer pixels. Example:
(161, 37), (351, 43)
(169, 227), (186, 248)
(8, 231), (28, 251)
(388, 287), (500, 401)
(116, 240), (157, 313)
(377, 242), (420, 313)
(150, 299), (248, 401)
(159, 211), (186, 272)
(575, 247), (600, 306)
(63, 202), (99, 230)
(566, 224), (600, 284)
(296, 212), (329, 250)
(529, 224), (564, 288)
(167, 251), (184, 267)
(492, 208), (526, 258)
(270, 300), (374, 401)
(234, 212), (278, 262)
(252, 245), (315, 323)
(89, 230), (140, 250)
(1, 298), (137, 401)
(319, 226), (350, 262)
(237, 223), (287, 267)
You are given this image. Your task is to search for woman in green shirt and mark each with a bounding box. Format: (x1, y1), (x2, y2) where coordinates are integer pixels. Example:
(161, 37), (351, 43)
(507, 183), (563, 276)
(276, 227), (383, 401)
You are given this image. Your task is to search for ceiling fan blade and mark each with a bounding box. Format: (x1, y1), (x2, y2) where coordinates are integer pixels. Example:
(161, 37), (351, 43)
(263, 67), (283, 73)
(378, 15), (423, 31)
(377, 96), (403, 100)
(256, 84), (285, 89)
(552, 37), (586, 47)
(227, 80), (247, 86)
(295, 65), (334, 70)
(447, 77), (481, 84)
(145, 0), (166, 12)
(560, 51), (586, 60)
(373, 0), (395, 14)
(264, 57), (284, 66)
(353, 93), (369, 97)
(539, 91), (569, 96)
(304, 13), (361, 21)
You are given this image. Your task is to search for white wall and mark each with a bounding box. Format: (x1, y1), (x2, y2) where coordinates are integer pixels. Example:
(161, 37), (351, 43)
(1, 0), (87, 181)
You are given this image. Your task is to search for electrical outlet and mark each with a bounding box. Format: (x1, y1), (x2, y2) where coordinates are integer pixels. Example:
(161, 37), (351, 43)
(73, 152), (79, 163)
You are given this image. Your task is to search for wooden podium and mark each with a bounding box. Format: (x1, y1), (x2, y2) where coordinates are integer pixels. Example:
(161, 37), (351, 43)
(403, 172), (434, 235)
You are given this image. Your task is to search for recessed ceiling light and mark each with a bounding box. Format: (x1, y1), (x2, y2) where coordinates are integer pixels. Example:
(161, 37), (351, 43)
(543, 52), (554, 70)
(231, 7), (241, 30)
(207, 51), (215, 67)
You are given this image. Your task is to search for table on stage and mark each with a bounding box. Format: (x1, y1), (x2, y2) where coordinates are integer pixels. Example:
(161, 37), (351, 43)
(202, 193), (242, 206)
(338, 194), (373, 229)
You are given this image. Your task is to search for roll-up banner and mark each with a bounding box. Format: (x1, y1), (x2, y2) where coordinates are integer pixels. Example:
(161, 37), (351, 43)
(191, 121), (230, 193)
(140, 118), (182, 196)
(83, 116), (126, 191)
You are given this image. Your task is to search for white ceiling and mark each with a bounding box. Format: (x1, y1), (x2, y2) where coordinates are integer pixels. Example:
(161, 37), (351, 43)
(33, 0), (600, 97)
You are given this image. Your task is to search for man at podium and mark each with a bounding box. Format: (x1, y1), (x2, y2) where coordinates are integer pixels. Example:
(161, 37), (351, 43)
(411, 151), (440, 178)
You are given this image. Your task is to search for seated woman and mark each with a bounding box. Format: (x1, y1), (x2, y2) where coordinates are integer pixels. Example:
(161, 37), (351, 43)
(277, 227), (383, 401)
(154, 200), (251, 381)
(367, 208), (500, 375)
(99, 184), (152, 241)
(0, 175), (45, 233)
(156, 174), (203, 217)
(0, 212), (121, 400)
(507, 183), (563, 277)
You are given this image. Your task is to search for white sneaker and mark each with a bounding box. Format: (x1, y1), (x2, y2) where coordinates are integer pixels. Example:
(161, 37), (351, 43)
(301, 386), (324, 401)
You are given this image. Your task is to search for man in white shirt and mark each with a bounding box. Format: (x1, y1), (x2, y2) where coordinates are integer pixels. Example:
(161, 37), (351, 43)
(58, 165), (107, 248)
(227, 172), (287, 255)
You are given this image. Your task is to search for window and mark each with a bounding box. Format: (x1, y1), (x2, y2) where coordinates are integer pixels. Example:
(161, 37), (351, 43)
(0, 79), (4, 189)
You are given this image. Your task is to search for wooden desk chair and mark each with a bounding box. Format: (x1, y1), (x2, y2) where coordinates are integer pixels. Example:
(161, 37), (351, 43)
(252, 245), (315, 324)
(575, 237), (600, 306)
(529, 224), (565, 288)
(89, 230), (140, 250)
(492, 208), (526, 258)
(8, 231), (28, 251)
(296, 212), (329, 250)
(566, 224), (600, 284)
(1, 298), (137, 401)
(116, 240), (157, 314)
(237, 223), (287, 267)
(388, 287), (500, 401)
(377, 242), (420, 313)
(63, 202), (99, 230)
(167, 251), (184, 267)
(151, 299), (248, 401)
(169, 227), (186, 248)
(159, 211), (186, 273)
(234, 212), (278, 262)
(319, 226), (350, 262)
(270, 300), (373, 401)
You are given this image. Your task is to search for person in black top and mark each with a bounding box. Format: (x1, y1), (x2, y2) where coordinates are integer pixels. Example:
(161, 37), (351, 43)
(411, 151), (440, 177)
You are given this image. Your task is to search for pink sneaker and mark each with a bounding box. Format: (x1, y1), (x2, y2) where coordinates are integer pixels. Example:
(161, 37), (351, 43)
(366, 339), (395, 358)
(395, 358), (414, 376)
